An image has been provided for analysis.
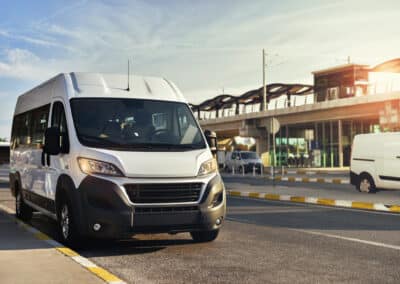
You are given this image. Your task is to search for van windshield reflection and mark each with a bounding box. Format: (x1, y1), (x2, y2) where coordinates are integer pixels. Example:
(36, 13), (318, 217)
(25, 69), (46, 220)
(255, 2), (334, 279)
(70, 98), (206, 151)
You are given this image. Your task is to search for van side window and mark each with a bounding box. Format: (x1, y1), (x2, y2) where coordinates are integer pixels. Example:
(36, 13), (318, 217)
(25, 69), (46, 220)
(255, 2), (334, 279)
(51, 101), (69, 153)
(12, 105), (51, 148)
(31, 105), (50, 146)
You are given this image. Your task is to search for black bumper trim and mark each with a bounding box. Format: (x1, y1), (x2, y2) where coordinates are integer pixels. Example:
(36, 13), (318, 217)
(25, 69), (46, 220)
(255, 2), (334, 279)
(75, 175), (226, 239)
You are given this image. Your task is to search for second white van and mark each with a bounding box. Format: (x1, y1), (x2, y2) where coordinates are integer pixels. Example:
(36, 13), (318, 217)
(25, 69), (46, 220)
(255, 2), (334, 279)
(350, 132), (400, 193)
(10, 72), (226, 246)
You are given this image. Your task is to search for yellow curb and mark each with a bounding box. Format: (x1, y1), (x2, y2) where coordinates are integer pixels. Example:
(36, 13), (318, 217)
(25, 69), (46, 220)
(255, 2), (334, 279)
(389, 205), (400, 213)
(297, 170), (306, 174)
(317, 178), (325, 183)
(34, 232), (51, 240)
(351, 202), (374, 210)
(317, 198), (336, 206)
(264, 193), (280, 200)
(288, 177), (296, 182)
(290, 196), (305, 203)
(228, 190), (400, 215)
(56, 247), (79, 257)
(87, 267), (123, 283)
(301, 177), (309, 183)
(248, 192), (260, 198)
(274, 176), (282, 182)
(332, 179), (342, 184)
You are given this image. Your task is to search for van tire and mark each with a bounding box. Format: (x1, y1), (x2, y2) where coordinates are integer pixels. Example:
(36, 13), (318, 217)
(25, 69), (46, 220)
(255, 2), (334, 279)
(57, 195), (81, 247)
(357, 173), (376, 193)
(15, 188), (33, 222)
(191, 229), (219, 242)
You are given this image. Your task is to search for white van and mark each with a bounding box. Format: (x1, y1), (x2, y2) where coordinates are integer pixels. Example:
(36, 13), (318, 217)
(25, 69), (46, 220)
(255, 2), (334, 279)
(350, 132), (400, 193)
(225, 151), (263, 174)
(10, 73), (226, 245)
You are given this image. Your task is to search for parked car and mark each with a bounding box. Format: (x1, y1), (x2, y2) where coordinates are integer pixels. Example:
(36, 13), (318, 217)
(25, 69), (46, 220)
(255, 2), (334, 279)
(225, 151), (263, 173)
(350, 132), (400, 193)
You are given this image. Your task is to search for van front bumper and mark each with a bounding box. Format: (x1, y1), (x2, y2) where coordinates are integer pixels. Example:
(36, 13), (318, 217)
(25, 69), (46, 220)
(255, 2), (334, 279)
(76, 174), (226, 239)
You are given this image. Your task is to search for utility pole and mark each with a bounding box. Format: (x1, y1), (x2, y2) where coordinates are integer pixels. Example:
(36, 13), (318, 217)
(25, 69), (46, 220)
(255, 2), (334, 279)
(262, 49), (267, 111)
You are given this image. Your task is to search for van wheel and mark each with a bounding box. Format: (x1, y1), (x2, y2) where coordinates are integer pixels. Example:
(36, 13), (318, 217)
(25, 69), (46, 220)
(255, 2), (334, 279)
(191, 229), (219, 242)
(57, 197), (80, 247)
(358, 174), (376, 193)
(15, 189), (33, 222)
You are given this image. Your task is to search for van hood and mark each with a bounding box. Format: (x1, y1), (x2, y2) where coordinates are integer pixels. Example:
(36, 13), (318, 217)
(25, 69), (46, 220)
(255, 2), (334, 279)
(80, 148), (211, 178)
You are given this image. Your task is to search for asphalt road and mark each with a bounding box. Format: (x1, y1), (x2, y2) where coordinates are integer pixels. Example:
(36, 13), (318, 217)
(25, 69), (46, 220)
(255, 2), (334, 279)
(1, 176), (400, 283)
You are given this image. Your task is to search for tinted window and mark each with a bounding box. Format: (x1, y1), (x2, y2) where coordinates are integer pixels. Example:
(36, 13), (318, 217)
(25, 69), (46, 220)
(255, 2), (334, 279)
(31, 105), (50, 146)
(240, 152), (258, 159)
(11, 104), (50, 148)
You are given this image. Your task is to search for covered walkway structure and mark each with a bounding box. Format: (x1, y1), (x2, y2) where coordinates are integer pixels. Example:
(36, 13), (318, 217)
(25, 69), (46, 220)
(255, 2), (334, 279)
(191, 83), (313, 120)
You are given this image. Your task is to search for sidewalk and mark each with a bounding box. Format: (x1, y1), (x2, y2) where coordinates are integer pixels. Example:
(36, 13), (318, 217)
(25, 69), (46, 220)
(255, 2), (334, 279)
(0, 208), (104, 284)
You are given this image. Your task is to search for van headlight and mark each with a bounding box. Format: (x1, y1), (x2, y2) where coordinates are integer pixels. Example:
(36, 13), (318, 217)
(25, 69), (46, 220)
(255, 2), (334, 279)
(198, 158), (217, 176)
(78, 157), (124, 177)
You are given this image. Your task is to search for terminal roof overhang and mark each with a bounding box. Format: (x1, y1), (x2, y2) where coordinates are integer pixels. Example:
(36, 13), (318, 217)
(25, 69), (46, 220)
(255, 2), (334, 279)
(191, 58), (400, 113)
(371, 58), (400, 73)
(191, 83), (314, 112)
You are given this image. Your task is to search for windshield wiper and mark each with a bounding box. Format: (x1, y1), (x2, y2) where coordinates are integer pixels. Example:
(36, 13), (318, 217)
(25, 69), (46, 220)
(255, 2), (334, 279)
(126, 143), (205, 150)
(79, 134), (120, 146)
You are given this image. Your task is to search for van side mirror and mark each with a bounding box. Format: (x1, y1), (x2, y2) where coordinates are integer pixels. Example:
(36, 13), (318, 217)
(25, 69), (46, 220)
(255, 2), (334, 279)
(44, 127), (61, 155)
(204, 130), (217, 155)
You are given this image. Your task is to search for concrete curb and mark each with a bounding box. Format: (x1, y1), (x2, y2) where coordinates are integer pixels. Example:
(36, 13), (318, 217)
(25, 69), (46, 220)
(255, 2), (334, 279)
(0, 204), (126, 284)
(228, 190), (400, 214)
(273, 176), (350, 184)
(223, 174), (350, 185)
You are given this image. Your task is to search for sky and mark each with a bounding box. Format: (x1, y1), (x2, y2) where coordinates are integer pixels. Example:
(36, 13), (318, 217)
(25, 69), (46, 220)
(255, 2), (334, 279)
(1, 0), (400, 138)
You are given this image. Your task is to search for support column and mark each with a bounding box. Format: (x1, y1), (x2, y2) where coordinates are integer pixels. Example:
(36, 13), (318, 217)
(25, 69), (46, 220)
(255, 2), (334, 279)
(330, 121), (333, 168)
(338, 119), (343, 168)
(256, 135), (269, 158)
(322, 122), (326, 167)
(278, 126), (282, 166)
(286, 125), (289, 167)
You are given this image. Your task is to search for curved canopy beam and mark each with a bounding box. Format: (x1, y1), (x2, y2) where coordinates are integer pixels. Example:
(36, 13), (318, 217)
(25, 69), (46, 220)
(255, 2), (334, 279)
(192, 83), (313, 112)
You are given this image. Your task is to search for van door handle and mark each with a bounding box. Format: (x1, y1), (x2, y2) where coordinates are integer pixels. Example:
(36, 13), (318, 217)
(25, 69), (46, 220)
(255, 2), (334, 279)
(396, 156), (400, 159)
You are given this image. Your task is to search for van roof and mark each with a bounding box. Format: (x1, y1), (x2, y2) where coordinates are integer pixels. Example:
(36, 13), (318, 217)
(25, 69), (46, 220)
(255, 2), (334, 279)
(14, 72), (187, 115)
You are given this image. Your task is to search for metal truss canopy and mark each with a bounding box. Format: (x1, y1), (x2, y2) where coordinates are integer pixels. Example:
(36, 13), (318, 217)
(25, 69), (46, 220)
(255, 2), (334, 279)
(191, 83), (313, 112)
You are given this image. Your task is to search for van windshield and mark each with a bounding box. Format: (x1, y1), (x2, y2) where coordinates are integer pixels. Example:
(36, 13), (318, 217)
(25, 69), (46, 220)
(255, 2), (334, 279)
(70, 98), (206, 151)
(240, 152), (259, 160)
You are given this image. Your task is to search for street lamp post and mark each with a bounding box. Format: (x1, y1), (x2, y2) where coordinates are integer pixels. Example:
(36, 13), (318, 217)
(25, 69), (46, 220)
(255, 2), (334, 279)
(262, 49), (267, 112)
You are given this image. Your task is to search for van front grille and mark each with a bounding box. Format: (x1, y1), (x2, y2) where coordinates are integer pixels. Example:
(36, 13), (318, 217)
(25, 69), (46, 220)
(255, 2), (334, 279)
(135, 206), (199, 214)
(124, 183), (203, 204)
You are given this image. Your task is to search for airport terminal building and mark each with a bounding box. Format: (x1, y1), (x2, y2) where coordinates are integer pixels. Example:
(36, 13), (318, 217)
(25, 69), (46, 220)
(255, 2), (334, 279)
(192, 58), (400, 168)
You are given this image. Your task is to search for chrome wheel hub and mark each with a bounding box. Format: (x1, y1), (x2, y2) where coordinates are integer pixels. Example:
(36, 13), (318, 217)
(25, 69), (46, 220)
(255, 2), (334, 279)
(360, 179), (371, 192)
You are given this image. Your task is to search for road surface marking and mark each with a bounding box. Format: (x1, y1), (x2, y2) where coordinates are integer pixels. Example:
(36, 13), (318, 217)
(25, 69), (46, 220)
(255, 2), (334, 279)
(291, 228), (400, 251)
